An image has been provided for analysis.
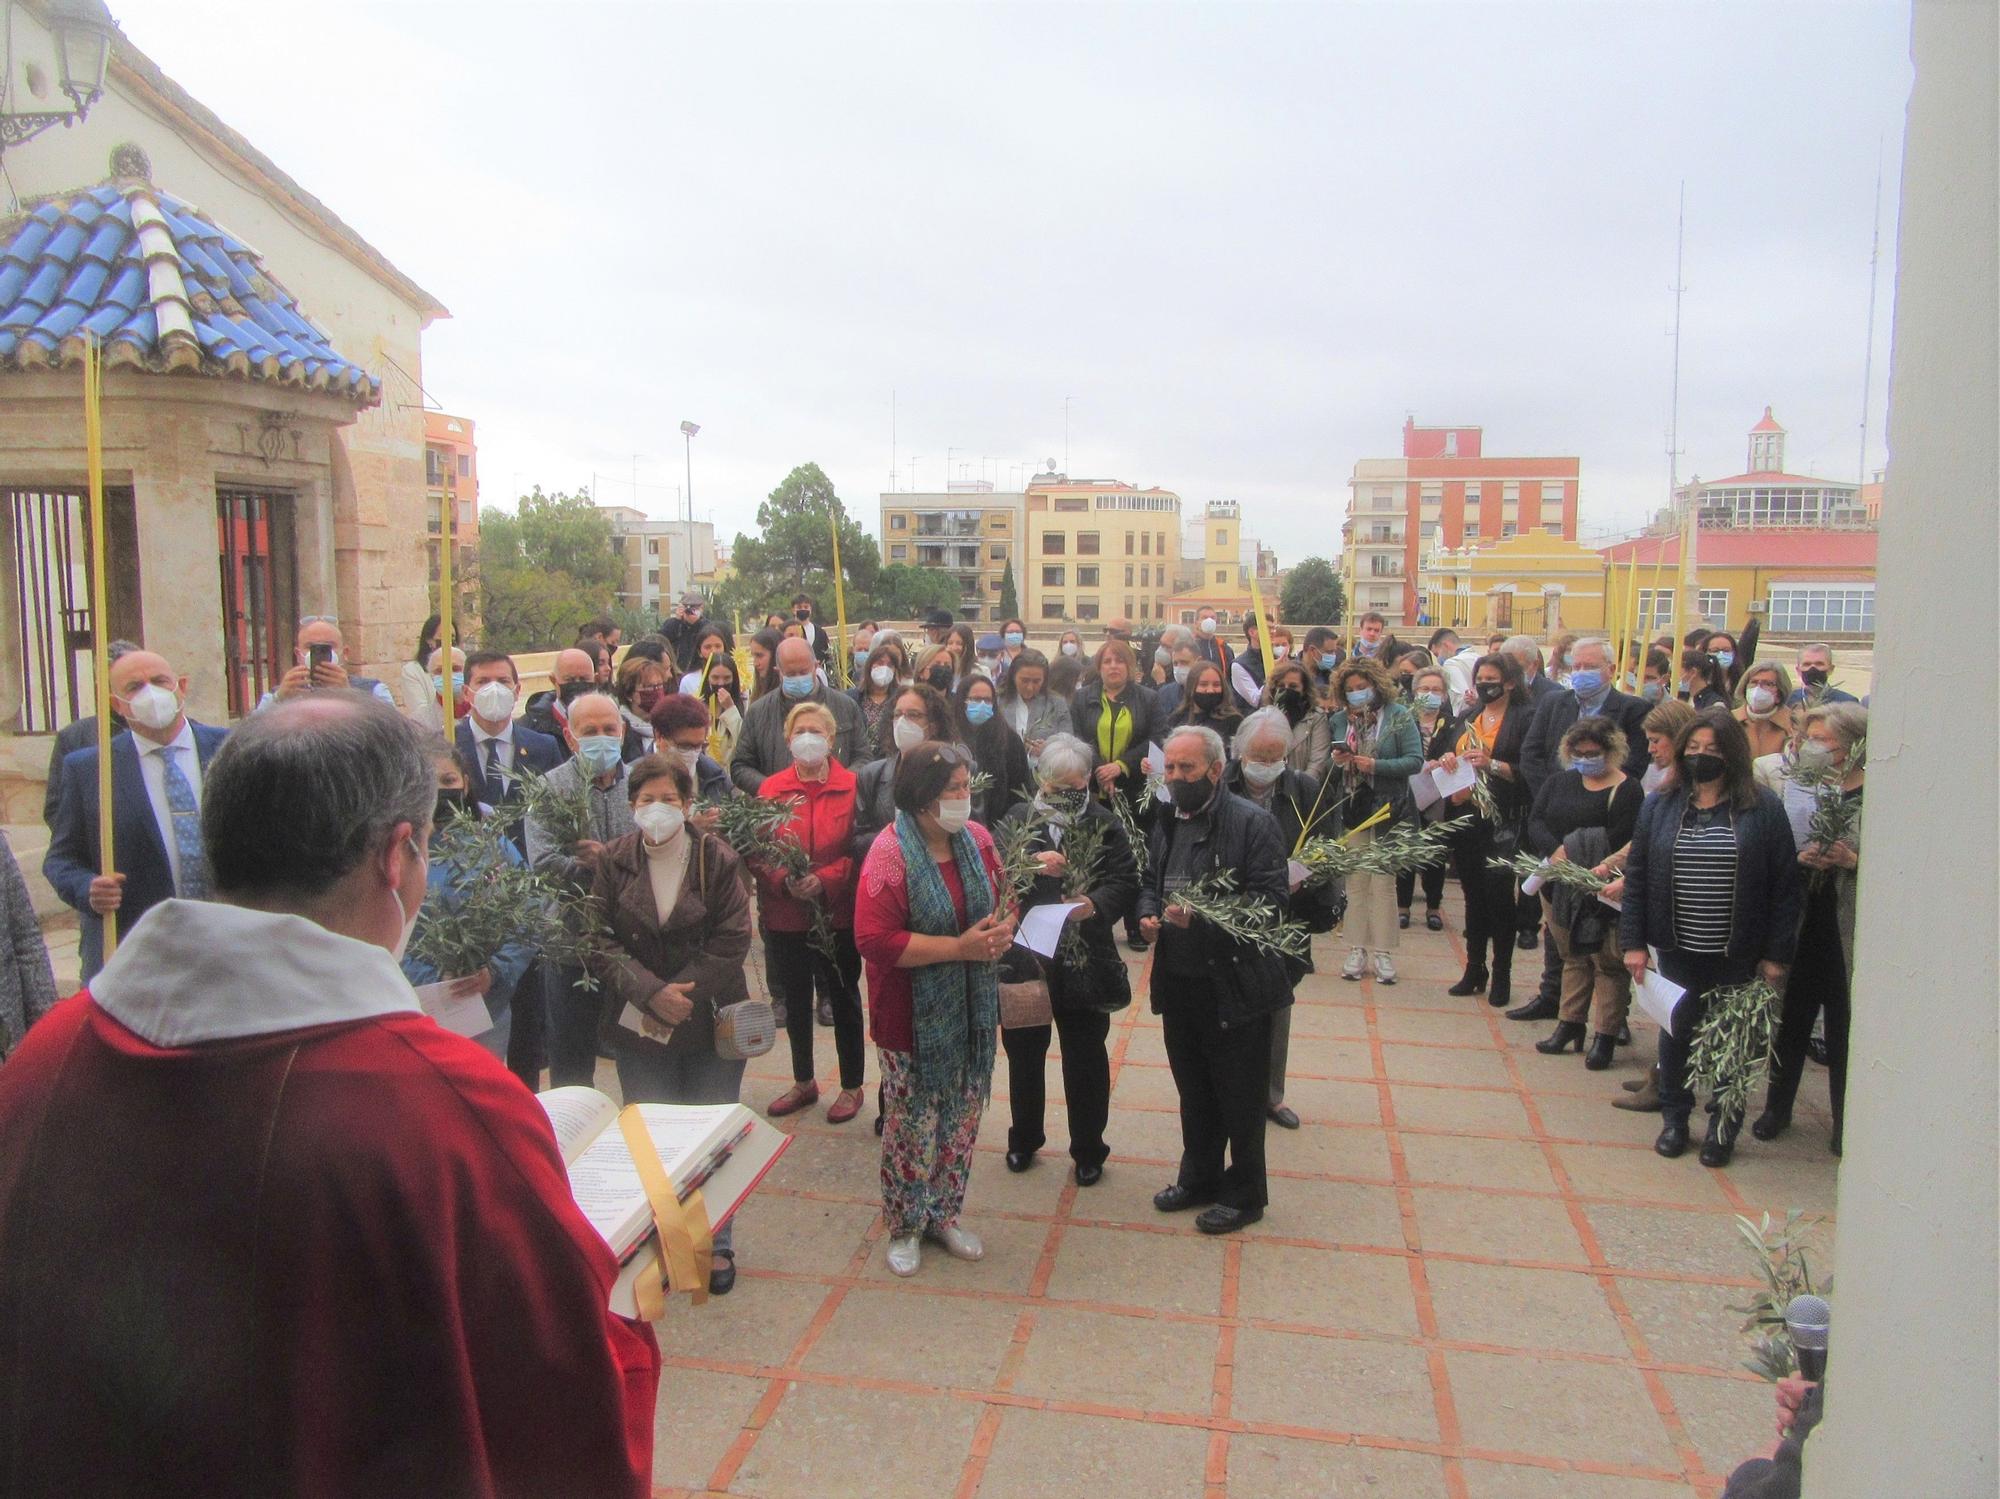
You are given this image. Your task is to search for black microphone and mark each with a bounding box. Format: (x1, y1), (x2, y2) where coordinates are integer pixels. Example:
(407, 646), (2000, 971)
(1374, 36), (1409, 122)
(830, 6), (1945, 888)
(1785, 1293), (1830, 1381)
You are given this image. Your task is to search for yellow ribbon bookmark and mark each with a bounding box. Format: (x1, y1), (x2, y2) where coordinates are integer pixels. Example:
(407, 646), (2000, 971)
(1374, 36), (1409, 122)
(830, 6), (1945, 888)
(617, 1106), (715, 1316)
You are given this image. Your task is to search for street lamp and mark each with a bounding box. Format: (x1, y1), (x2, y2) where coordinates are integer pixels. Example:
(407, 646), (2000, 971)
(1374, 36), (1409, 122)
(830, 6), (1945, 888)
(1, 0), (116, 151)
(679, 421), (699, 597)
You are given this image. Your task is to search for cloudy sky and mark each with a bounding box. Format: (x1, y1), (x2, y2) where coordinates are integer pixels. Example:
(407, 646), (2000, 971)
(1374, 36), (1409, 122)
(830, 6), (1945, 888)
(115, 0), (1912, 554)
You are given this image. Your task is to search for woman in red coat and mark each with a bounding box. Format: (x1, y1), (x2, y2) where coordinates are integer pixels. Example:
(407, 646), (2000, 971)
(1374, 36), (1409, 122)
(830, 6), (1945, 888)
(756, 701), (867, 1124)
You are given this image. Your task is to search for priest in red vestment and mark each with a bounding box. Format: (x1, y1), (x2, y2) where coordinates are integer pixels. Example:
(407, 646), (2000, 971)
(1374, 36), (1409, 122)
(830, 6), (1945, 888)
(0, 692), (659, 1498)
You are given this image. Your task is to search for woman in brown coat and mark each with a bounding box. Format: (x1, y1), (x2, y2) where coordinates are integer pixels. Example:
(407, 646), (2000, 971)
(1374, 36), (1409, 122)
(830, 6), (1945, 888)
(586, 753), (755, 1294)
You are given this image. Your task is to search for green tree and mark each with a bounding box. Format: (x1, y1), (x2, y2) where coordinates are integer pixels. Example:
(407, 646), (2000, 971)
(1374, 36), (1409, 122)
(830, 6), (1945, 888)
(514, 487), (623, 595)
(869, 563), (963, 621)
(476, 486), (623, 652)
(1280, 557), (1345, 626)
(997, 560), (1019, 622)
(726, 463), (881, 619)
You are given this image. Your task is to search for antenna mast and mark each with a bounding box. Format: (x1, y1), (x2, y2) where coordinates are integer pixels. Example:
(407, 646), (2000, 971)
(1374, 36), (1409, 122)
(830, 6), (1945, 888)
(1858, 145), (1884, 493)
(1669, 183), (1696, 641)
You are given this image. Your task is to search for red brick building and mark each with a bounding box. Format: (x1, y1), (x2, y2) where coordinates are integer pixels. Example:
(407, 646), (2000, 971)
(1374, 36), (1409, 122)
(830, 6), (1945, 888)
(1345, 419), (1582, 626)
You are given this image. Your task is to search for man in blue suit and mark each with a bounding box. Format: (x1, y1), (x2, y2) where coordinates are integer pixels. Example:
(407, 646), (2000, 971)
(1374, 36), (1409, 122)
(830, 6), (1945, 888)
(455, 651), (564, 850)
(44, 649), (229, 982)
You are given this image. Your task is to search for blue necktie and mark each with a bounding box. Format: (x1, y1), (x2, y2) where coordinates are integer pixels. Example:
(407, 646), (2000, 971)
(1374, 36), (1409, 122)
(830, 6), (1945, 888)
(484, 737), (508, 796)
(159, 745), (209, 899)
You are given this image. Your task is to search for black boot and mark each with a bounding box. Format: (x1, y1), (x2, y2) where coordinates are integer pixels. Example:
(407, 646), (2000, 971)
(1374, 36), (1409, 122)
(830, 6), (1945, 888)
(1584, 1033), (1616, 1070)
(1447, 934), (1488, 996)
(1535, 1020), (1586, 1054)
(1485, 940), (1515, 1009)
(1655, 1115), (1690, 1158)
(1750, 1108), (1791, 1142)
(1699, 1109), (1742, 1168)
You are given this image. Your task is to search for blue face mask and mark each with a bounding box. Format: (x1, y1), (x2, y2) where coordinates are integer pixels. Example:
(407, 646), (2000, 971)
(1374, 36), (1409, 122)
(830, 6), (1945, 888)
(1004, 631), (1024, 648)
(1640, 680), (1665, 702)
(964, 699), (995, 725)
(1415, 691), (1443, 713)
(853, 648), (870, 671)
(1714, 650), (1735, 670)
(1346, 688), (1374, 709)
(1570, 754), (1607, 778)
(1568, 669), (1605, 699)
(575, 735), (624, 775)
(780, 673), (816, 700)
(433, 672), (465, 693)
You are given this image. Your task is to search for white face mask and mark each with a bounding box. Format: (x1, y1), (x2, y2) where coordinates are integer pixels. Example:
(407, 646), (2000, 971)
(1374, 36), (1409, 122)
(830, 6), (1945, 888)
(123, 681), (182, 732)
(390, 836), (423, 961)
(673, 745), (701, 774)
(1242, 758), (1285, 787)
(1746, 685), (1777, 716)
(1272, 644), (1289, 660)
(1060, 641), (1080, 657)
(1172, 664), (1191, 684)
(870, 663), (896, 688)
(1199, 618), (1217, 635)
(790, 731), (830, 766)
(472, 680), (516, 722)
(892, 717), (925, 753)
(633, 803), (685, 844)
(934, 795), (973, 833)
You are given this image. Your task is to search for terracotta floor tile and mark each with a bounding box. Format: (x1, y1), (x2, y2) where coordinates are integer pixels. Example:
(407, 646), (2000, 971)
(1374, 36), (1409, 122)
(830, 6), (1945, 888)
(1236, 1241), (1421, 1337)
(975, 1408), (1212, 1499)
(1658, 1370), (1775, 1477)
(1279, 1075), (1388, 1126)
(1400, 1133), (1560, 1193)
(657, 1276), (830, 1370)
(733, 1194), (880, 1277)
(1458, 1460), (1700, 1498)
(1554, 1142), (1736, 1208)
(1584, 1203), (1762, 1280)
(1232, 1326), (1440, 1442)
(1241, 1177), (1409, 1250)
(1284, 1037), (1377, 1080)
(1011, 1304), (1220, 1415)
(1227, 1431), (1452, 1497)
(1042, 1223), (1227, 1315)
(1382, 1041), (1519, 1088)
(730, 1383), (980, 1498)
(761, 1129), (884, 1202)
(1286, 1001), (1372, 1039)
(1423, 1258), (1631, 1357)
(1374, 1007), (1505, 1047)
(801, 1284), (1021, 1389)
(857, 1213), (1050, 1294)
(1266, 1120), (1395, 1182)
(1712, 1151), (1841, 1217)
(1390, 1083), (1536, 1137)
(964, 1152), (1074, 1216)
(1407, 1186), (1590, 1264)
(1443, 1349), (1679, 1468)
(1104, 1103), (1193, 1164)
(1530, 1089), (1670, 1149)
(648, 1367), (768, 1489)
(1109, 1059), (1187, 1109)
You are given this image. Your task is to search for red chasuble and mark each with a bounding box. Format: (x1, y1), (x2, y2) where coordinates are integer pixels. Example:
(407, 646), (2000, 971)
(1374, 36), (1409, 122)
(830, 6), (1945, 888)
(0, 900), (659, 1498)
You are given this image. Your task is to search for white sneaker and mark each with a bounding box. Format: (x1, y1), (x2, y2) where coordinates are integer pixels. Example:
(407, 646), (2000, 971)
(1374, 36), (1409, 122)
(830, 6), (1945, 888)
(928, 1223), (985, 1261)
(1341, 947), (1367, 980)
(1372, 952), (1398, 985)
(886, 1234), (923, 1277)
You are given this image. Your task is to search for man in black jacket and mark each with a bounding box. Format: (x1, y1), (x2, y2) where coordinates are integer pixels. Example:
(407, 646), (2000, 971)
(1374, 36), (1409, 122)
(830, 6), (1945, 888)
(519, 647), (598, 755)
(661, 593), (731, 665)
(1136, 724), (1291, 1235)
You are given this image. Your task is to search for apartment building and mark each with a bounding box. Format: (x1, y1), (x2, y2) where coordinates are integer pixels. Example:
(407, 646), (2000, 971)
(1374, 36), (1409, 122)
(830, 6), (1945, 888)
(878, 483), (1024, 623)
(424, 412), (478, 620)
(1020, 471), (1182, 626)
(597, 504), (717, 622)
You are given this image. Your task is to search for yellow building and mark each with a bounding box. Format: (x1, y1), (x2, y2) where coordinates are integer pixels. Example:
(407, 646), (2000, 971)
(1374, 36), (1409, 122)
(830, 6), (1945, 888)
(1164, 499), (1275, 624)
(1598, 530), (1878, 641)
(1021, 472), (1181, 627)
(1421, 532), (1609, 637)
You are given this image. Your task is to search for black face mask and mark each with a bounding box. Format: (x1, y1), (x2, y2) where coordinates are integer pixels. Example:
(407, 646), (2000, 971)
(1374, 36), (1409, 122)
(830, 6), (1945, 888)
(1685, 752), (1727, 784)
(926, 666), (953, 691)
(1168, 775), (1215, 815)
(434, 788), (468, 824)
(1476, 681), (1506, 703)
(1042, 787), (1088, 817)
(1799, 667), (1829, 688)
(795, 608), (811, 621)
(1192, 691), (1224, 711)
(556, 679), (591, 706)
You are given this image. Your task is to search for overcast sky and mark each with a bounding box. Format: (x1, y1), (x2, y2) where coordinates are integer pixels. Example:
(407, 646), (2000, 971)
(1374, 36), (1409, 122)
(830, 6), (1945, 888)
(115, 0), (1912, 554)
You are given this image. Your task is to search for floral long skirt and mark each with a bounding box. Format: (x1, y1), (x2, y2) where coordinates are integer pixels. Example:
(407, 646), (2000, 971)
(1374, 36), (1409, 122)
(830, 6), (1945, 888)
(879, 1047), (985, 1238)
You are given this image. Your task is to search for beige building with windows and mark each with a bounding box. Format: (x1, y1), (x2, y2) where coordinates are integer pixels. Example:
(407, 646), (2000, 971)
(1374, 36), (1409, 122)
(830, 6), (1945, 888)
(877, 483), (1023, 623)
(1164, 499), (1278, 624)
(1021, 471), (1181, 627)
(597, 504), (716, 622)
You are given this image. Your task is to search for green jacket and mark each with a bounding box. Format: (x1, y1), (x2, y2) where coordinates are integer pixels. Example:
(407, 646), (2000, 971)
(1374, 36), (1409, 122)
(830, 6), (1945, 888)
(1325, 701), (1424, 791)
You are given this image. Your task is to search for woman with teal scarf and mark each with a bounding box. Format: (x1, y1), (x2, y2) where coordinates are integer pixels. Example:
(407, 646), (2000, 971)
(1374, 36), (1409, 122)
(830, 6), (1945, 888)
(853, 742), (1015, 1278)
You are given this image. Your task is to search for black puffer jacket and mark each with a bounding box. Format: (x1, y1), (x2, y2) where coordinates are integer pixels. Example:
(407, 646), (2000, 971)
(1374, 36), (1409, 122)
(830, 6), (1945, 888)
(996, 797), (1139, 1015)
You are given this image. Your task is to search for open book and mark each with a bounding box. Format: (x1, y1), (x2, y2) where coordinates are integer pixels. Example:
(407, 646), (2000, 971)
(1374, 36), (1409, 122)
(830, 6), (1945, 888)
(537, 1087), (791, 1312)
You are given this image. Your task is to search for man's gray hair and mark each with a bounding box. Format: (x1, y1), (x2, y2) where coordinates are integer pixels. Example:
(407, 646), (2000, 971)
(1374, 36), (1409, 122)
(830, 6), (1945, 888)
(1571, 637), (1611, 666)
(566, 690), (621, 720)
(1165, 723), (1226, 769)
(203, 691), (435, 897)
(1233, 707), (1292, 760)
(1035, 733), (1094, 786)
(1501, 634), (1542, 666)
(1799, 641), (1836, 663)
(1158, 624), (1194, 651)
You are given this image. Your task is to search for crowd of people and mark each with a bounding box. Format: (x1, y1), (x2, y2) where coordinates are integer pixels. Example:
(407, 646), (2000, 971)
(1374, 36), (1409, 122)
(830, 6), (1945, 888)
(0, 593), (1864, 1491)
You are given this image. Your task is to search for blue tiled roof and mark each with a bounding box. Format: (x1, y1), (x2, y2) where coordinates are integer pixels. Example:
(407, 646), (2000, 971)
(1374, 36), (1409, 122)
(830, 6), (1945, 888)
(0, 178), (380, 404)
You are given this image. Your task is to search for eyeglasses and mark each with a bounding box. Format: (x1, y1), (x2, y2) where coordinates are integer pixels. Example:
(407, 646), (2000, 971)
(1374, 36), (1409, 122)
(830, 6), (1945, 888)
(298, 614), (338, 627)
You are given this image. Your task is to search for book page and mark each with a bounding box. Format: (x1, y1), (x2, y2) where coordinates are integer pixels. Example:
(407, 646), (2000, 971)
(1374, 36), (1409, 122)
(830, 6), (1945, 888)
(563, 1130), (652, 1257)
(537, 1086), (618, 1166)
(632, 1103), (742, 1179)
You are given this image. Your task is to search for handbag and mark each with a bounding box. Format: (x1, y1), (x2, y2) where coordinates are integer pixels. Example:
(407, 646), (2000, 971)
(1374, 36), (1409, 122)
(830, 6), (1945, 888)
(999, 978), (1053, 1030)
(712, 995), (777, 1060)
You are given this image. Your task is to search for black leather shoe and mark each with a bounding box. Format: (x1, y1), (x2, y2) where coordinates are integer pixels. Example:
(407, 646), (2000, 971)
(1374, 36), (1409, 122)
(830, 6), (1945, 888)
(1426, 909), (1444, 931)
(1699, 1113), (1739, 1168)
(1195, 1204), (1263, 1235)
(1005, 1150), (1036, 1173)
(1398, 910), (1411, 929)
(1615, 1022), (1632, 1046)
(1655, 1119), (1690, 1158)
(1536, 1020), (1587, 1055)
(708, 1252), (737, 1296)
(1584, 1034), (1616, 1071)
(1446, 967), (1488, 997)
(1505, 994), (1560, 1022)
(1153, 1182), (1216, 1213)
(1125, 933), (1151, 952)
(1750, 1110), (1790, 1142)
(1516, 927), (1539, 951)
(1074, 1162), (1103, 1187)
(1266, 1105), (1301, 1130)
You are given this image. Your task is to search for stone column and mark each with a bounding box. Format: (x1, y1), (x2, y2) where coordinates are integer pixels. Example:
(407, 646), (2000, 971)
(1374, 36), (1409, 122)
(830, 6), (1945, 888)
(1812, 2), (1997, 1493)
